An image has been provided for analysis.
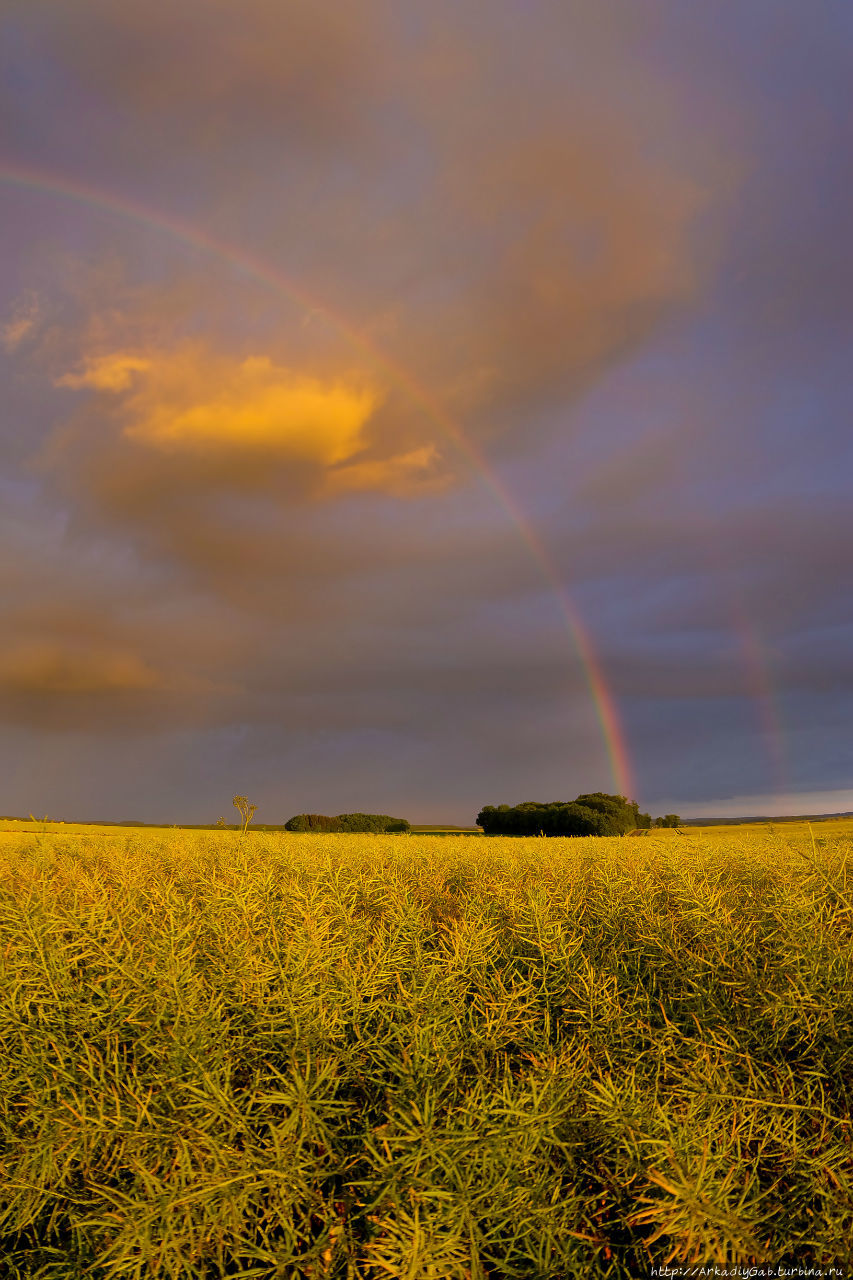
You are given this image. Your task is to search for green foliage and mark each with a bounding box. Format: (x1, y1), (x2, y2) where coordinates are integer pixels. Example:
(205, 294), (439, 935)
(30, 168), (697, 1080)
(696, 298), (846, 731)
(285, 812), (410, 833)
(478, 792), (645, 836)
(654, 813), (682, 828)
(284, 812), (339, 832)
(1, 829), (851, 1275)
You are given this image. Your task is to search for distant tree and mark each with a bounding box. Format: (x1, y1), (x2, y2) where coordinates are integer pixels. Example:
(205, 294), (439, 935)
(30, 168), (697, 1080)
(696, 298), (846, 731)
(654, 814), (681, 828)
(285, 812), (410, 834)
(477, 794), (640, 837)
(285, 813), (338, 832)
(232, 795), (257, 834)
(574, 793), (645, 835)
(636, 812), (653, 829)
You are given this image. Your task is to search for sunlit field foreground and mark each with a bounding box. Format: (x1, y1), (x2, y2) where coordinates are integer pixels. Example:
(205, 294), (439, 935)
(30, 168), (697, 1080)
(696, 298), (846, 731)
(2, 830), (851, 1277)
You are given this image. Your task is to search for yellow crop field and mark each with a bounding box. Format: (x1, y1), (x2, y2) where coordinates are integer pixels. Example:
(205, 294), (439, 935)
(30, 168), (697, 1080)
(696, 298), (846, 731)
(687, 816), (853, 840)
(1, 827), (851, 1276)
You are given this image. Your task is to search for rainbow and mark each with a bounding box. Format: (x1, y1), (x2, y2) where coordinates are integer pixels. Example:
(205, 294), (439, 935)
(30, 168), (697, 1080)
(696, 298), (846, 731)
(737, 621), (789, 796)
(692, 528), (790, 800)
(0, 161), (636, 799)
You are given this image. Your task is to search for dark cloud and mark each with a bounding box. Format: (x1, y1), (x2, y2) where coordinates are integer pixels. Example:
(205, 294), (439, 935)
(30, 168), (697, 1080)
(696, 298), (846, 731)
(0, 0), (385, 160)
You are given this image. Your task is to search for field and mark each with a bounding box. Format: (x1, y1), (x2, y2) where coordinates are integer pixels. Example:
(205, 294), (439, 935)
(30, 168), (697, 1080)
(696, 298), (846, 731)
(1, 826), (851, 1277)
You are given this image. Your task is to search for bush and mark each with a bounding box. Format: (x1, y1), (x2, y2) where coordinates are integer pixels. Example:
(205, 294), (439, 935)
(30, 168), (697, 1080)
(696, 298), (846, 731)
(284, 814), (340, 832)
(477, 793), (646, 836)
(654, 813), (682, 828)
(285, 812), (410, 834)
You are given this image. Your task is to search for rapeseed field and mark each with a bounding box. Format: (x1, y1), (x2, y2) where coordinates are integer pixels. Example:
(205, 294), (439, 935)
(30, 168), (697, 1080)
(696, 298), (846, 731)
(1, 828), (851, 1277)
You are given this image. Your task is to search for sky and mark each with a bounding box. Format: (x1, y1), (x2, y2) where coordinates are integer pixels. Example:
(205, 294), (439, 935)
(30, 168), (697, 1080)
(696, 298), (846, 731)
(1, 0), (852, 825)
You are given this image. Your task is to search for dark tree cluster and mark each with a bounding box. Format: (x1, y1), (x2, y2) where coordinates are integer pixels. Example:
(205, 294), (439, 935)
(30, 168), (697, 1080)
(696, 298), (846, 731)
(285, 812), (411, 834)
(654, 813), (682, 828)
(476, 793), (658, 837)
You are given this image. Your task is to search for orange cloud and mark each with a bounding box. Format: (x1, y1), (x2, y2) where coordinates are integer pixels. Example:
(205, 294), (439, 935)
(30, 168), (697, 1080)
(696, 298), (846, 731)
(324, 444), (444, 497)
(0, 644), (164, 695)
(57, 352), (153, 391)
(58, 347), (381, 466)
(127, 356), (378, 464)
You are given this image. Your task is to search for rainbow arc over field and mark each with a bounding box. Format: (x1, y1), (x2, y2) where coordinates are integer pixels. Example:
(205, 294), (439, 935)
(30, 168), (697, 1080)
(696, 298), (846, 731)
(0, 161), (636, 799)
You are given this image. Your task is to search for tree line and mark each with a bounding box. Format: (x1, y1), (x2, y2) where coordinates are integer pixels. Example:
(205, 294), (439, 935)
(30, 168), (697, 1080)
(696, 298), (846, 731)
(476, 793), (680, 836)
(285, 813), (411, 834)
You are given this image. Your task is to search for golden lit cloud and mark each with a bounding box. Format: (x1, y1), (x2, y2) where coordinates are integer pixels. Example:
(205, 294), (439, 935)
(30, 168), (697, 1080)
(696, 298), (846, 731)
(324, 445), (444, 497)
(58, 353), (153, 391)
(59, 348), (382, 467)
(0, 644), (164, 695)
(128, 357), (377, 464)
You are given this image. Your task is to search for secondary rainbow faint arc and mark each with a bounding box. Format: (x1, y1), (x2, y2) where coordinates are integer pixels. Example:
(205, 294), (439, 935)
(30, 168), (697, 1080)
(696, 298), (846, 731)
(0, 161), (636, 800)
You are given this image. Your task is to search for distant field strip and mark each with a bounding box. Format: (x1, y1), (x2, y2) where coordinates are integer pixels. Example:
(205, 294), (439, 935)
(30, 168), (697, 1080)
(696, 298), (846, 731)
(1, 830), (851, 1277)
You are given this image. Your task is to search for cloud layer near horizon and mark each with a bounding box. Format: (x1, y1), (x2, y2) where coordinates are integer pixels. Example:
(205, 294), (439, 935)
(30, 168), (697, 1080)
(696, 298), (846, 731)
(1, 0), (852, 821)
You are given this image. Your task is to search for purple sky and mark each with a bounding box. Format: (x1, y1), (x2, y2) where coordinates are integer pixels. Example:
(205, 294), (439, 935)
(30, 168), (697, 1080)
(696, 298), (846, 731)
(1, 1), (851, 824)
